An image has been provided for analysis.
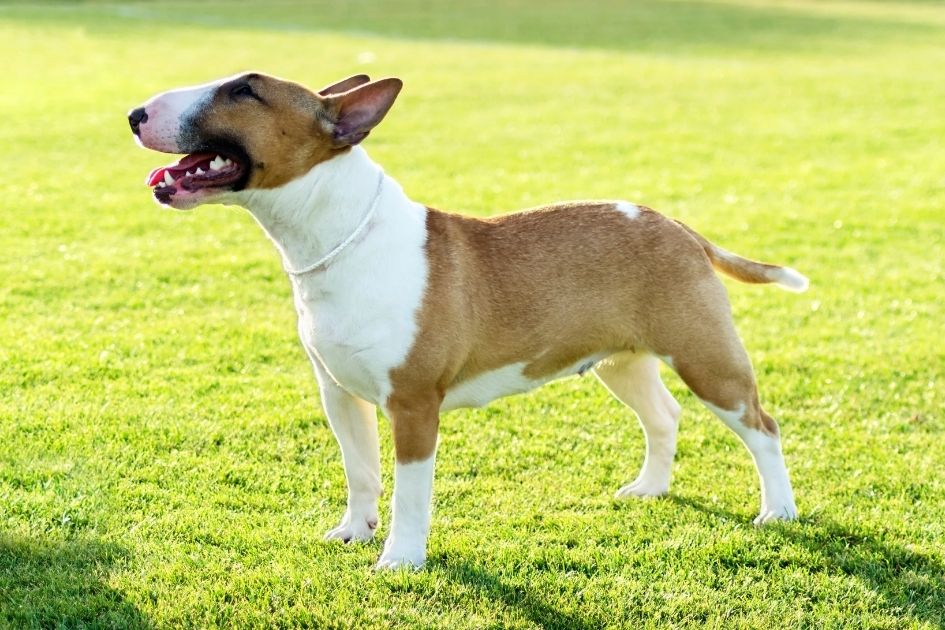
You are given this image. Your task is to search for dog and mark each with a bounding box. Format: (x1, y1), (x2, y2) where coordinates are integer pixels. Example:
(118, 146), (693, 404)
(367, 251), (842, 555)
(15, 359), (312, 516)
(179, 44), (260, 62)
(129, 72), (807, 569)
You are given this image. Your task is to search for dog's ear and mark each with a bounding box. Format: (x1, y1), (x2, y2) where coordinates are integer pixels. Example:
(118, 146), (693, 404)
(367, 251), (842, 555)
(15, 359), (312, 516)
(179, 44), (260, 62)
(320, 78), (403, 147)
(317, 74), (371, 96)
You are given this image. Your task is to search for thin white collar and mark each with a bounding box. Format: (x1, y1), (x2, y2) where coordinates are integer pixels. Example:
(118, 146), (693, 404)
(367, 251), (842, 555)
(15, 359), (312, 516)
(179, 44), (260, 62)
(282, 171), (385, 276)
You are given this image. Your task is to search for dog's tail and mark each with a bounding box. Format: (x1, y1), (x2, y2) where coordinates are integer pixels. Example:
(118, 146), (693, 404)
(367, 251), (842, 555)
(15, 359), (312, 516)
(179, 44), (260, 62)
(676, 221), (809, 293)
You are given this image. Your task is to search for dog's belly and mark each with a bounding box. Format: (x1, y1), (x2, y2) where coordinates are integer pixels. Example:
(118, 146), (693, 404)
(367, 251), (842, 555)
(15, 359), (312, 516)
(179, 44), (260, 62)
(441, 354), (609, 411)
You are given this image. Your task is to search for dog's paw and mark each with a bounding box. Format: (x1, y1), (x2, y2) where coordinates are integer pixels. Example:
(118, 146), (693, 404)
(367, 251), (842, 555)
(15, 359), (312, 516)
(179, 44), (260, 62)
(324, 514), (378, 543)
(374, 538), (426, 571)
(753, 503), (798, 526)
(614, 477), (669, 499)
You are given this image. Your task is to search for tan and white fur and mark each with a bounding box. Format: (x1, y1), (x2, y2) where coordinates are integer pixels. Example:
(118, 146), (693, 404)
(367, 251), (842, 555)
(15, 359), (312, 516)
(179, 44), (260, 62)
(129, 72), (808, 570)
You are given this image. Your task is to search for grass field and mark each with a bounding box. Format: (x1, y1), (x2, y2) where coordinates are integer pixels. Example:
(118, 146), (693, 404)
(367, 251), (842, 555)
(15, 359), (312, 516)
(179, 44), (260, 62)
(1, 0), (944, 627)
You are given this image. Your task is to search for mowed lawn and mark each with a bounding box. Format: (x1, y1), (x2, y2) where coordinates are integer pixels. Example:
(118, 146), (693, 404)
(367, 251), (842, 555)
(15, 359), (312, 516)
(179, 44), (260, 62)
(1, 1), (944, 627)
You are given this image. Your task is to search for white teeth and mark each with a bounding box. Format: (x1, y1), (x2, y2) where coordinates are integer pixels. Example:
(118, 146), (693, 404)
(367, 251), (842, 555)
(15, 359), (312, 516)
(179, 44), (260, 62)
(185, 171), (193, 177)
(157, 182), (166, 188)
(209, 156), (225, 170)
(164, 171), (174, 185)
(223, 158), (232, 166)
(195, 167), (205, 175)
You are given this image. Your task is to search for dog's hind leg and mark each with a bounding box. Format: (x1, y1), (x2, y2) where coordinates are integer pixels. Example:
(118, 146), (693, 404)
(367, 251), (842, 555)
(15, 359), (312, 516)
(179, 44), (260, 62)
(595, 353), (682, 498)
(699, 396), (797, 525)
(310, 355), (383, 543)
(664, 322), (798, 525)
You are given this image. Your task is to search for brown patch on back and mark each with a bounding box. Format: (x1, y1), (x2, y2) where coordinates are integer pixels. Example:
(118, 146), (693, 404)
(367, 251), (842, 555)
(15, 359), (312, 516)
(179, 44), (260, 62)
(387, 201), (784, 454)
(387, 204), (710, 395)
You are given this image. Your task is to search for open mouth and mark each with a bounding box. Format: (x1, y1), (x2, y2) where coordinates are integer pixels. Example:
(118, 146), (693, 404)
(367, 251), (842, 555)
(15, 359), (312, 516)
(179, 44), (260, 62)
(146, 152), (246, 203)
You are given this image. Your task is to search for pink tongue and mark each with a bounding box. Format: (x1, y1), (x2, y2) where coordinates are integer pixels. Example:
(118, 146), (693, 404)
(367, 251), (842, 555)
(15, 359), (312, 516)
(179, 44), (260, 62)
(146, 152), (217, 187)
(146, 167), (168, 187)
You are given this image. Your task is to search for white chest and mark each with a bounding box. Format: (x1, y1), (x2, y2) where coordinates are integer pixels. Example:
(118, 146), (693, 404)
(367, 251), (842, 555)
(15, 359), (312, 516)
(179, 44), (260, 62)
(235, 149), (430, 407)
(292, 202), (429, 406)
(295, 292), (395, 404)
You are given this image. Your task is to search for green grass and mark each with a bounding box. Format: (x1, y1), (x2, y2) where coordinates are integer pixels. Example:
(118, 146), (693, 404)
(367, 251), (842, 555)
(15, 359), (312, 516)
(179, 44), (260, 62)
(1, 0), (944, 627)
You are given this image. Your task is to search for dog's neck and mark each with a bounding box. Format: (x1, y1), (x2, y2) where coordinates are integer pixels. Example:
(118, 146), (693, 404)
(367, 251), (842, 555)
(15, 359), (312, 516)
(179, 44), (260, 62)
(231, 147), (390, 275)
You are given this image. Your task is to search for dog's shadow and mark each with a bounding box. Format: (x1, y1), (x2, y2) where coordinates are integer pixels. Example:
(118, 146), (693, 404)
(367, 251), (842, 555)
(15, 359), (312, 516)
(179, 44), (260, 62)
(431, 496), (945, 628)
(672, 495), (945, 624)
(436, 558), (598, 630)
(0, 534), (152, 629)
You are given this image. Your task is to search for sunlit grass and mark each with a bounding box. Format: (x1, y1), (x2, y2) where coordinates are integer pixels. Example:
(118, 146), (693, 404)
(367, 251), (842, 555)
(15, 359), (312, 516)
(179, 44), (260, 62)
(1, 1), (943, 627)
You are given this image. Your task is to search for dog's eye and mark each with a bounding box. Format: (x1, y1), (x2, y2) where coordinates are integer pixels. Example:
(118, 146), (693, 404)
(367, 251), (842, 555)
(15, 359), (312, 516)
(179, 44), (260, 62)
(230, 84), (256, 100)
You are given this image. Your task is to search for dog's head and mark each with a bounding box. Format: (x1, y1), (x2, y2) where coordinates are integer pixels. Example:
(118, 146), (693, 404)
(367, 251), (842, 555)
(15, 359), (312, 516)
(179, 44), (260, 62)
(129, 73), (402, 209)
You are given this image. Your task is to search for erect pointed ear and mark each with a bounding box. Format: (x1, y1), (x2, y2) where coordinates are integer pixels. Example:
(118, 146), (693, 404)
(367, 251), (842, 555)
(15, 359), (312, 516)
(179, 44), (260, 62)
(317, 74), (371, 96)
(320, 78), (403, 147)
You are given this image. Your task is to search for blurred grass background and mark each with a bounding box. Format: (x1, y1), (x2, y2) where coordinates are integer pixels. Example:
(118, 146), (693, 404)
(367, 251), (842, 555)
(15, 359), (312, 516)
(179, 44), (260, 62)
(1, 1), (943, 627)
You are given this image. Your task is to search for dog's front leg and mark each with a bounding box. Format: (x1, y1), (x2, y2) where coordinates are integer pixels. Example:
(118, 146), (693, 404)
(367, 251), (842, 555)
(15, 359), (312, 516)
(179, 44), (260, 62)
(376, 391), (441, 570)
(310, 357), (382, 543)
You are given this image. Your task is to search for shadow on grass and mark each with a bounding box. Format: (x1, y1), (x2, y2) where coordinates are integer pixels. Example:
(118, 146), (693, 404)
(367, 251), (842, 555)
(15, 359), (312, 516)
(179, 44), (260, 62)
(437, 559), (598, 630)
(671, 495), (945, 627)
(428, 496), (943, 627)
(0, 0), (938, 56)
(0, 534), (152, 629)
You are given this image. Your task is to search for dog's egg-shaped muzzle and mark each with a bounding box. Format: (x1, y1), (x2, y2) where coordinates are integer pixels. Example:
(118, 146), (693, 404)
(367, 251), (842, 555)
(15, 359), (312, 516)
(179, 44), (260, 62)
(131, 81), (218, 153)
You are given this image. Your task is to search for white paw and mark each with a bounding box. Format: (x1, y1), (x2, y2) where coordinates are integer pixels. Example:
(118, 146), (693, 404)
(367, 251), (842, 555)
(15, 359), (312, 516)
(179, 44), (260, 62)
(324, 514), (378, 543)
(753, 503), (798, 526)
(614, 477), (669, 499)
(374, 538), (426, 571)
